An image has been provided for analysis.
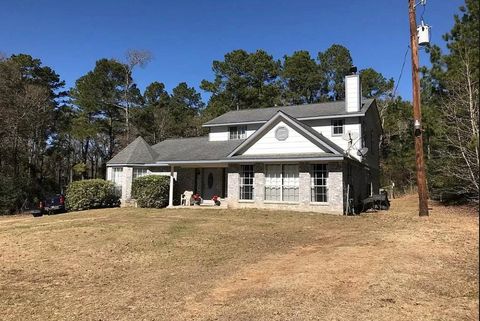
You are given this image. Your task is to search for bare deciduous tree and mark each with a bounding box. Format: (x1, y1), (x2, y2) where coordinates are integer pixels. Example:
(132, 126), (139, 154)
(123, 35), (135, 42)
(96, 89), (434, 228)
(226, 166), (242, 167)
(121, 49), (153, 142)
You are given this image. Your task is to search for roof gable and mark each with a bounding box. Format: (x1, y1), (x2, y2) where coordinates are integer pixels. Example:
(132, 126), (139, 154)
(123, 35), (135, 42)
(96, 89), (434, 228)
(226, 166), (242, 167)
(107, 136), (158, 165)
(228, 111), (344, 157)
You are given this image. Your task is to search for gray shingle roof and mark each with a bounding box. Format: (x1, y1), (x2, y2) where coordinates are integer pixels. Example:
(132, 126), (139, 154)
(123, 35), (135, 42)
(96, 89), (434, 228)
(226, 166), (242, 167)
(107, 136), (158, 164)
(203, 99), (374, 126)
(151, 136), (244, 161)
(108, 100), (372, 165)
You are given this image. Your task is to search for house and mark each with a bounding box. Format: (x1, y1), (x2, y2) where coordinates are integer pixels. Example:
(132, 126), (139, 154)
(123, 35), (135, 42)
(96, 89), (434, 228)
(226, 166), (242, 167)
(106, 74), (381, 214)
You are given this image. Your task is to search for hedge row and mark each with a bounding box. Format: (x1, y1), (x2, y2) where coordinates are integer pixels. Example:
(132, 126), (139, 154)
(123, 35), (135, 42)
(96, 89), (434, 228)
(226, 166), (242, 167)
(132, 175), (169, 208)
(66, 179), (119, 211)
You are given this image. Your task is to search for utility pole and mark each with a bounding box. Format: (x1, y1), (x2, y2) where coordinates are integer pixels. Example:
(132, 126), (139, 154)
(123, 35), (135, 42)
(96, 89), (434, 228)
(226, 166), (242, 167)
(408, 0), (429, 216)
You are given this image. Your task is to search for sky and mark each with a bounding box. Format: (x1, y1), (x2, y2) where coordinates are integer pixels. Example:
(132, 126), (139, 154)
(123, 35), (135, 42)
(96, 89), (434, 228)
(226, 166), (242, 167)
(0, 0), (464, 102)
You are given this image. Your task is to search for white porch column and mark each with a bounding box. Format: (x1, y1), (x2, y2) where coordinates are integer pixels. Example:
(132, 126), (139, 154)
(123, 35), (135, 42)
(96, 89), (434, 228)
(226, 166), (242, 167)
(168, 165), (174, 207)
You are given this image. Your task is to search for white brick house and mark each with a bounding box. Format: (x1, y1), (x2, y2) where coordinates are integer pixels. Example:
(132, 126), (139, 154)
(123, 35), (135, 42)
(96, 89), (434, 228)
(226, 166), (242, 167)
(107, 74), (381, 214)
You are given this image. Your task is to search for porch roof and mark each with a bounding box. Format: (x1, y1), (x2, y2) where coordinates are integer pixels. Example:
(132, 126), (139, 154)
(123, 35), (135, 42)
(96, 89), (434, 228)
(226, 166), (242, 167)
(151, 136), (245, 162)
(108, 131), (345, 166)
(107, 136), (158, 165)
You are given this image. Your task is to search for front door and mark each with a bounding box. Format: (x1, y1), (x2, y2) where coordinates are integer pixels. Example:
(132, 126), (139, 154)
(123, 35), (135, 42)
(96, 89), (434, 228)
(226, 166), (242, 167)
(202, 168), (224, 200)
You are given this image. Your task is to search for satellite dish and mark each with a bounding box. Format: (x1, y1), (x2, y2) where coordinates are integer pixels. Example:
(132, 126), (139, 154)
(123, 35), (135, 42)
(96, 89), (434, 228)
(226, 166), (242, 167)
(357, 147), (369, 157)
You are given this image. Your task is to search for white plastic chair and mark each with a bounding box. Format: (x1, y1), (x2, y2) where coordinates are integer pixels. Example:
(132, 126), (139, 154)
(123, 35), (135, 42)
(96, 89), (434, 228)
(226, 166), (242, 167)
(180, 191), (193, 206)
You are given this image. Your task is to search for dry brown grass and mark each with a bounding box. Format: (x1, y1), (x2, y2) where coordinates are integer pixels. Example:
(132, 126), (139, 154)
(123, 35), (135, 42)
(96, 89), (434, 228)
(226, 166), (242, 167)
(0, 195), (478, 321)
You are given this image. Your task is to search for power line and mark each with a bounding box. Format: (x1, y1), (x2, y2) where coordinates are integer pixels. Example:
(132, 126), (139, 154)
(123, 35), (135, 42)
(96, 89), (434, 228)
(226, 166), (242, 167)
(419, 0), (427, 22)
(392, 46), (410, 98)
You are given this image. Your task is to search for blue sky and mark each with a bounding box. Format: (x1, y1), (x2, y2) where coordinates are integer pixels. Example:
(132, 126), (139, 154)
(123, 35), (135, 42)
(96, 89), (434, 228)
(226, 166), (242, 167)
(1, 0), (463, 102)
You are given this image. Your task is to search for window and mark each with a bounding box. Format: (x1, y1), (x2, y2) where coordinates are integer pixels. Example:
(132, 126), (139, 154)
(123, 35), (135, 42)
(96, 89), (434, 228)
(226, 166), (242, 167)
(265, 164), (299, 202)
(133, 168), (148, 180)
(311, 164), (328, 202)
(332, 119), (344, 135)
(239, 165), (254, 200)
(229, 126), (247, 140)
(282, 165), (299, 202)
(111, 167), (123, 196)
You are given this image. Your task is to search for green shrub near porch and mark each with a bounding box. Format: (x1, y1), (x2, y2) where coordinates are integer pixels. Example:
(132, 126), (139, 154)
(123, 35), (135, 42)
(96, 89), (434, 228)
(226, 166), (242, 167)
(132, 175), (169, 208)
(66, 179), (119, 211)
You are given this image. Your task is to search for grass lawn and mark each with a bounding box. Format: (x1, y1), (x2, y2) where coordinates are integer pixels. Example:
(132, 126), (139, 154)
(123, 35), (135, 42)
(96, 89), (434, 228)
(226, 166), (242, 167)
(0, 195), (478, 321)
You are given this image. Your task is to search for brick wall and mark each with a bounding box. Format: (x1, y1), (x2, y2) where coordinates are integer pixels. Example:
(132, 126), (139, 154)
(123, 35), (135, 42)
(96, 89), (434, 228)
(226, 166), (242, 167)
(227, 162), (344, 214)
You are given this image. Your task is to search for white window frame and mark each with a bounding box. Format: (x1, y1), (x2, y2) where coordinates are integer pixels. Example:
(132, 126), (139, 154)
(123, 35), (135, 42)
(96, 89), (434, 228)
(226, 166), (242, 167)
(265, 164), (299, 202)
(133, 167), (149, 180)
(311, 164), (328, 203)
(229, 126), (247, 140)
(332, 119), (344, 136)
(239, 165), (254, 200)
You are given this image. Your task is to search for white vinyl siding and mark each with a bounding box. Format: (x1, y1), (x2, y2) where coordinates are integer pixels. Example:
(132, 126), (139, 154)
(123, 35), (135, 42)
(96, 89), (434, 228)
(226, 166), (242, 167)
(265, 164), (299, 202)
(242, 121), (324, 155)
(304, 118), (361, 160)
(209, 125), (260, 141)
(311, 164), (328, 202)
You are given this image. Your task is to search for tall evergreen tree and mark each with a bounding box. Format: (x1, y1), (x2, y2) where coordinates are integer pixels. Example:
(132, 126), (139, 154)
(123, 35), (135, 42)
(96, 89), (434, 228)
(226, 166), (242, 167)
(0, 54), (65, 212)
(133, 82), (171, 144)
(69, 59), (139, 176)
(281, 50), (323, 104)
(317, 44), (353, 100)
(201, 49), (282, 118)
(169, 82), (205, 137)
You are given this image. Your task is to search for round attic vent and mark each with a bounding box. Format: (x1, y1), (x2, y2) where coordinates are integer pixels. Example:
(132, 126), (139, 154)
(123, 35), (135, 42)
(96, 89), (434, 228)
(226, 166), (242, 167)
(275, 126), (289, 141)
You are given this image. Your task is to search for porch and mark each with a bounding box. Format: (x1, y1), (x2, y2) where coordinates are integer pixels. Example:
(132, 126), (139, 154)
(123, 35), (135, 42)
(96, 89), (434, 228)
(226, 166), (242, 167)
(167, 165), (229, 208)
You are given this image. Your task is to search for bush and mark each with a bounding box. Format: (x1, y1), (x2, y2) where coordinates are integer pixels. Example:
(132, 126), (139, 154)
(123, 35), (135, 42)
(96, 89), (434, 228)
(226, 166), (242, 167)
(132, 175), (169, 208)
(66, 179), (119, 211)
(0, 175), (29, 215)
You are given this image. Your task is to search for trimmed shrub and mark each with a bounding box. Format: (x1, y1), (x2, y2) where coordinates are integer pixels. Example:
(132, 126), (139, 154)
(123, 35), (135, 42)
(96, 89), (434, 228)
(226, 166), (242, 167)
(66, 179), (119, 211)
(132, 175), (169, 208)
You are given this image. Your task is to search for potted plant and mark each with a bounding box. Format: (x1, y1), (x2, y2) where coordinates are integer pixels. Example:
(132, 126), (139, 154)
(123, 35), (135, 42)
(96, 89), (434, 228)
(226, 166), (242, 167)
(212, 195), (221, 206)
(192, 193), (202, 205)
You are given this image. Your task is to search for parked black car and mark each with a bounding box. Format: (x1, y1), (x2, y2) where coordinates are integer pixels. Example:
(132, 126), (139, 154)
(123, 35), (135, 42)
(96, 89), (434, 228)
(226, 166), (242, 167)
(31, 195), (66, 217)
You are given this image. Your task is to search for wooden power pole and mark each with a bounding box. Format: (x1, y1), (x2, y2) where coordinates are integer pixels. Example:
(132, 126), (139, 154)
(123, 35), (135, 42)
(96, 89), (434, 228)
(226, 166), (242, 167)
(408, 0), (429, 216)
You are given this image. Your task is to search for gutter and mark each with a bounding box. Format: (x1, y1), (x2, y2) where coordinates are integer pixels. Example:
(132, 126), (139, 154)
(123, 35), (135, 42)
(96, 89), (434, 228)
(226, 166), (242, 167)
(107, 156), (345, 167)
(163, 156), (344, 166)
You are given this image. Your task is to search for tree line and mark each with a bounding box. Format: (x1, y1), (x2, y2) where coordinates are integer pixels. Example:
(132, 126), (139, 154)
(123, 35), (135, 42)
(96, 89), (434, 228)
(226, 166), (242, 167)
(0, 0), (477, 213)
